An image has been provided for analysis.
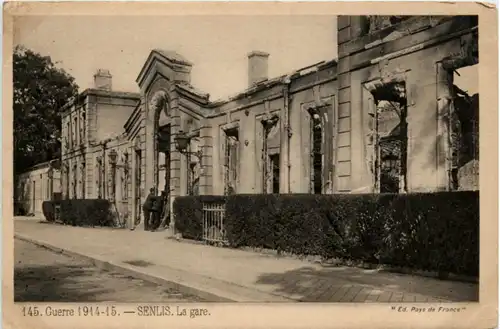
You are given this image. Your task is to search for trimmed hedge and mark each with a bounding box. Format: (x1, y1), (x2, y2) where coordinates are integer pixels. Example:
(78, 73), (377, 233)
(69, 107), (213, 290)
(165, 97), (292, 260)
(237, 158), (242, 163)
(173, 195), (227, 240)
(174, 191), (479, 277)
(381, 192), (479, 276)
(225, 193), (394, 262)
(59, 199), (113, 227)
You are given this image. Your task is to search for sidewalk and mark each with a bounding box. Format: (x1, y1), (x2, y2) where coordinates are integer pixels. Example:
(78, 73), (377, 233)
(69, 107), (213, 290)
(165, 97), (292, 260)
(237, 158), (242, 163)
(14, 219), (479, 303)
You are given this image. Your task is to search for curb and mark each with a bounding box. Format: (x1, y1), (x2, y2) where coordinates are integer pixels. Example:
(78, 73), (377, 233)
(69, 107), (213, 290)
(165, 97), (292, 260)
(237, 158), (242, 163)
(15, 234), (293, 303)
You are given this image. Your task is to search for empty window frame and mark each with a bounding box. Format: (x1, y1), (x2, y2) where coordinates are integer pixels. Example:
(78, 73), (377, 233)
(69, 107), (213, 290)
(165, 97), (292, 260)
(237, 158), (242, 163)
(64, 163), (70, 199)
(73, 116), (78, 146)
(81, 161), (86, 199)
(72, 163), (78, 198)
(122, 153), (129, 200)
(261, 115), (280, 194)
(96, 157), (103, 199)
(371, 82), (408, 193)
(448, 64), (479, 190)
(269, 153), (280, 194)
(308, 106), (333, 195)
(66, 122), (71, 149)
(80, 110), (86, 144)
(311, 114), (323, 194)
(223, 128), (239, 195)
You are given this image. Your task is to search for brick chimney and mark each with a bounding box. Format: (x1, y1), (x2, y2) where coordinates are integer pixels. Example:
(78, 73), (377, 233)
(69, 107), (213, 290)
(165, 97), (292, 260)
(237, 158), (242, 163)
(94, 69), (112, 91)
(247, 51), (269, 87)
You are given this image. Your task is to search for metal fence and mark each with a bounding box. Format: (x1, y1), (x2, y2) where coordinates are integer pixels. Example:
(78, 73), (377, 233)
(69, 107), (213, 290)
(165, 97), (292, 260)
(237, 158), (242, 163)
(202, 202), (228, 245)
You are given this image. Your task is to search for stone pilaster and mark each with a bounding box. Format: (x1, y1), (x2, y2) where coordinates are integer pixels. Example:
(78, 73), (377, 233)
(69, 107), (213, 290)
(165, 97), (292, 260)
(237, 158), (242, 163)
(144, 97), (155, 196)
(199, 121), (213, 195)
(168, 95), (182, 233)
(336, 16), (354, 192)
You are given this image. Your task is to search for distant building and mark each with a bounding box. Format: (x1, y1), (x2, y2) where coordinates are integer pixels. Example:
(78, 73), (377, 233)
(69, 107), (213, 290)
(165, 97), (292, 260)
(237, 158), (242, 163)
(59, 69), (140, 222)
(15, 159), (61, 217)
(18, 16), (479, 229)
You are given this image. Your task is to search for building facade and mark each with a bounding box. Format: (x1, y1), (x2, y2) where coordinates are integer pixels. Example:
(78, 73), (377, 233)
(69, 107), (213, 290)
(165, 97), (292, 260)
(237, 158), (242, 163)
(59, 69), (140, 224)
(337, 15), (478, 193)
(15, 159), (61, 217)
(20, 15), (479, 228)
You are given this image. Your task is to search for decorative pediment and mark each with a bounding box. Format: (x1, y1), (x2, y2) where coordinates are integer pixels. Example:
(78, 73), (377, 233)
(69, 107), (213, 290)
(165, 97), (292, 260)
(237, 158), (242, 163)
(136, 49), (193, 92)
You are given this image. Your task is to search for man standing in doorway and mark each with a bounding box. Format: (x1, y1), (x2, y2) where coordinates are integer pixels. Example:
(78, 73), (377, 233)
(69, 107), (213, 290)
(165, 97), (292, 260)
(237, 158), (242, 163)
(142, 187), (156, 231)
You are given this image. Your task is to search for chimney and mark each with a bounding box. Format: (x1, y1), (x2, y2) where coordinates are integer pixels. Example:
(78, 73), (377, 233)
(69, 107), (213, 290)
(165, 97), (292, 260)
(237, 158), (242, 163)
(94, 69), (112, 91)
(247, 51), (269, 87)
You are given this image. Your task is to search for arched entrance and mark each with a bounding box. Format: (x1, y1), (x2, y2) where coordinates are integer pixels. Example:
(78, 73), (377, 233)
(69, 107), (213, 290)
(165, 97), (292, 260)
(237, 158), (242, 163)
(149, 90), (172, 227)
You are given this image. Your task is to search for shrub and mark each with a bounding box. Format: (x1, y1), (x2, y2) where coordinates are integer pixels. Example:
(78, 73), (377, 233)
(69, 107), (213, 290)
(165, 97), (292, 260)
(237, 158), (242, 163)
(225, 193), (394, 261)
(59, 199), (113, 227)
(173, 195), (227, 240)
(379, 191), (479, 276)
(224, 191), (479, 277)
(173, 191), (479, 277)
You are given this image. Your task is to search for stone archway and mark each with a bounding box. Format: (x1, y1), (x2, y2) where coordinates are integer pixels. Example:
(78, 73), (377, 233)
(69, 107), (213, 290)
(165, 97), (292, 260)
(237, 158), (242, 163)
(146, 89), (174, 230)
(148, 90), (170, 194)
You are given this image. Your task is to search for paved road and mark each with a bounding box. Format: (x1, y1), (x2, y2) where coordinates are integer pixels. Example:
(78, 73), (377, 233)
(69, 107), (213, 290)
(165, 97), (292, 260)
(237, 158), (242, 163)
(15, 219), (479, 303)
(14, 239), (206, 302)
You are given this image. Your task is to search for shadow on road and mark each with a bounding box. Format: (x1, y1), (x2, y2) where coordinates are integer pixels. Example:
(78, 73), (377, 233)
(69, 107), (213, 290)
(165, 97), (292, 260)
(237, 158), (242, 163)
(255, 266), (479, 302)
(14, 264), (115, 302)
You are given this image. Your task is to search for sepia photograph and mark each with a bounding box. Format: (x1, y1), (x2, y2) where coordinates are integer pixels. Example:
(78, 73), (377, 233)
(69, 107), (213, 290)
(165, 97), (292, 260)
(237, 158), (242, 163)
(4, 3), (496, 328)
(11, 13), (481, 305)
(4, 0), (498, 327)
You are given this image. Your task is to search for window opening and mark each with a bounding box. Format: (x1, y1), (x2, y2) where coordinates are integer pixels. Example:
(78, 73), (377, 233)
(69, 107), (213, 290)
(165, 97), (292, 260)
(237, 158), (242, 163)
(72, 163), (77, 198)
(450, 64), (479, 190)
(97, 158), (103, 199)
(371, 81), (408, 193)
(80, 111), (86, 144)
(81, 161), (86, 199)
(261, 115), (280, 193)
(224, 128), (239, 195)
(269, 153), (280, 194)
(308, 108), (326, 194)
(73, 117), (78, 146)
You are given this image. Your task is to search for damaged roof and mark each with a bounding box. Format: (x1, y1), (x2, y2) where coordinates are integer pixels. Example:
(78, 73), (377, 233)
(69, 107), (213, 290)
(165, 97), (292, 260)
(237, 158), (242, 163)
(208, 58), (337, 106)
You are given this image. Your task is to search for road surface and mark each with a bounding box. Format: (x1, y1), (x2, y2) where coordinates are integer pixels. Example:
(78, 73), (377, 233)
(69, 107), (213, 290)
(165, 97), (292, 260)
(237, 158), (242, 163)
(14, 238), (206, 302)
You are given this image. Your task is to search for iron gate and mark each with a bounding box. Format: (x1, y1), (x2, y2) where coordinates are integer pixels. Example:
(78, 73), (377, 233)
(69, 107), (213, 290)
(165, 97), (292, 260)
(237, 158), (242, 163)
(202, 202), (227, 244)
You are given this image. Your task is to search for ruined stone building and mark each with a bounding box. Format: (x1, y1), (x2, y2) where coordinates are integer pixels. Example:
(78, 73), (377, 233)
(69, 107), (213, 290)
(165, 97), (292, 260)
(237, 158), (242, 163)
(337, 15), (478, 193)
(16, 15), (479, 227)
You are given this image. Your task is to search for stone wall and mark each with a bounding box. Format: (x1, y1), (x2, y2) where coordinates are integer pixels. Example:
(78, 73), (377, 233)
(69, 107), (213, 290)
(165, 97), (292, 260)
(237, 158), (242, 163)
(205, 63), (337, 195)
(337, 15), (478, 192)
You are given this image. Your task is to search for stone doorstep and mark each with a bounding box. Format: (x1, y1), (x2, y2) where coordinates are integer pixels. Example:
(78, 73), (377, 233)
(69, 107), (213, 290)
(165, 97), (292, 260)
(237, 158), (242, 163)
(14, 233), (293, 303)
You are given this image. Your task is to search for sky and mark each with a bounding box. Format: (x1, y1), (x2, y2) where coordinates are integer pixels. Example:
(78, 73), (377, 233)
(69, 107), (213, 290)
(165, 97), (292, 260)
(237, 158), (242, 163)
(14, 15), (338, 100)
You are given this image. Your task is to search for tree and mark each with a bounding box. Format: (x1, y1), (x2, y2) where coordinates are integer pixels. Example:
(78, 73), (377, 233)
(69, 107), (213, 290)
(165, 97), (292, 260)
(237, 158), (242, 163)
(13, 45), (79, 175)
